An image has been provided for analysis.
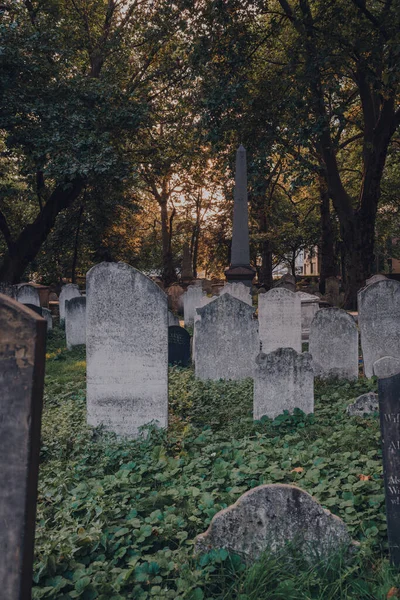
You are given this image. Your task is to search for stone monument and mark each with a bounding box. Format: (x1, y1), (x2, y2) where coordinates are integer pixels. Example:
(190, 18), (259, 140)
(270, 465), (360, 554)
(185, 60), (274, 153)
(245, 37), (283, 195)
(65, 296), (86, 349)
(258, 288), (302, 353)
(59, 283), (81, 323)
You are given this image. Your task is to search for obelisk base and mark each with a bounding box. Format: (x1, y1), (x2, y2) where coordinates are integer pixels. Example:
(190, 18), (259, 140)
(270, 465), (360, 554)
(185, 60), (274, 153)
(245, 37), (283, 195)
(225, 265), (256, 288)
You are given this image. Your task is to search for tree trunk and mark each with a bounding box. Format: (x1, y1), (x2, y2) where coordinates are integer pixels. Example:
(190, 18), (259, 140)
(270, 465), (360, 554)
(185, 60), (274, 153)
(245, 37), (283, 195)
(259, 239), (273, 290)
(159, 199), (176, 286)
(71, 203), (84, 284)
(0, 179), (84, 283)
(318, 173), (337, 294)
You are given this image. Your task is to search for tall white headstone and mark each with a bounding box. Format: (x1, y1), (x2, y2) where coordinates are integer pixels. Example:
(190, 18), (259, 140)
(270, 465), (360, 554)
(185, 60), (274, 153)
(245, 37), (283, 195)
(59, 283), (81, 322)
(219, 282), (252, 306)
(254, 348), (314, 419)
(195, 294), (259, 381)
(16, 284), (40, 307)
(183, 285), (206, 327)
(309, 308), (358, 380)
(258, 288), (301, 353)
(358, 279), (400, 378)
(86, 262), (168, 437)
(65, 297), (86, 349)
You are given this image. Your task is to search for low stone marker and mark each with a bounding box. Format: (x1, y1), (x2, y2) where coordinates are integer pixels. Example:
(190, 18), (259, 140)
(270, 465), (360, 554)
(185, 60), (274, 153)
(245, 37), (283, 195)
(86, 262), (168, 437)
(16, 283), (41, 307)
(168, 326), (191, 366)
(374, 357), (400, 566)
(59, 283), (81, 322)
(195, 294), (259, 381)
(0, 294), (46, 599)
(195, 484), (351, 563)
(184, 285), (206, 327)
(65, 296), (86, 349)
(258, 288), (301, 353)
(347, 392), (379, 417)
(254, 348), (314, 419)
(309, 308), (358, 380)
(219, 282), (252, 306)
(358, 279), (400, 378)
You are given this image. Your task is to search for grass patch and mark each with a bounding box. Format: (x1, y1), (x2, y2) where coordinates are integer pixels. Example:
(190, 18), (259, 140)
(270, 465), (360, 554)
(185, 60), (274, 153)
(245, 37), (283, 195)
(33, 328), (395, 599)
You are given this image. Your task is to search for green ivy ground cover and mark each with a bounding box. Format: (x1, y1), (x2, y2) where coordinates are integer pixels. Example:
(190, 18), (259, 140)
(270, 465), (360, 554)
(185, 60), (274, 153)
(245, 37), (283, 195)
(33, 329), (400, 599)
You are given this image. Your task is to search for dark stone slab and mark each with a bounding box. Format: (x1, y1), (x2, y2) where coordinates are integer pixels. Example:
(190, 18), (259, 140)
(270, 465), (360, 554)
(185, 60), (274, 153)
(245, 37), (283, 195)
(0, 294), (46, 599)
(378, 368), (400, 566)
(168, 326), (191, 367)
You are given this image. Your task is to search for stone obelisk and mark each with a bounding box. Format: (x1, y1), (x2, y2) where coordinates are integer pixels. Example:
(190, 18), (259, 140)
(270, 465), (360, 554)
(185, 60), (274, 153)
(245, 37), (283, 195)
(225, 145), (255, 287)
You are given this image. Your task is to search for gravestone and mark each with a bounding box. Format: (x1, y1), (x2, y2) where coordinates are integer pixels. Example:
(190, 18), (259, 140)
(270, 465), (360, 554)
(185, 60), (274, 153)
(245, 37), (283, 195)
(59, 283), (81, 322)
(65, 296), (86, 349)
(195, 294), (259, 381)
(347, 392), (379, 417)
(167, 284), (185, 313)
(309, 308), (358, 380)
(42, 307), (53, 331)
(366, 273), (387, 286)
(0, 294), (46, 599)
(168, 326), (191, 366)
(195, 484), (351, 563)
(358, 280), (400, 378)
(193, 296), (215, 362)
(297, 292), (320, 340)
(16, 283), (41, 307)
(86, 262), (168, 437)
(168, 310), (179, 326)
(219, 281), (252, 306)
(375, 357), (400, 566)
(274, 273), (296, 292)
(258, 288), (301, 353)
(183, 285), (206, 327)
(254, 348), (314, 419)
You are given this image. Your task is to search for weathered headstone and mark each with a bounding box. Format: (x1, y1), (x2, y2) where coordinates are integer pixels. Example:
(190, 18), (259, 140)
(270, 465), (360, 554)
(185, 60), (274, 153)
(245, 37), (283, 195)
(375, 357), (400, 565)
(0, 294), (46, 599)
(195, 294), (259, 381)
(366, 273), (387, 286)
(254, 348), (314, 419)
(59, 283), (81, 322)
(225, 145), (256, 286)
(297, 291), (320, 340)
(193, 296), (215, 362)
(42, 307), (53, 331)
(16, 283), (41, 307)
(168, 310), (180, 326)
(168, 326), (191, 366)
(309, 308), (358, 380)
(195, 484), (351, 563)
(358, 280), (400, 378)
(219, 281), (252, 306)
(86, 262), (168, 437)
(274, 273), (296, 293)
(347, 392), (379, 417)
(183, 285), (206, 327)
(65, 296), (86, 349)
(258, 288), (302, 353)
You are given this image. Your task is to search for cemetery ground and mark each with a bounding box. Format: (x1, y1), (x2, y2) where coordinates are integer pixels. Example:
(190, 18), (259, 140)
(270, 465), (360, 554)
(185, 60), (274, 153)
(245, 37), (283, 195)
(35, 329), (400, 600)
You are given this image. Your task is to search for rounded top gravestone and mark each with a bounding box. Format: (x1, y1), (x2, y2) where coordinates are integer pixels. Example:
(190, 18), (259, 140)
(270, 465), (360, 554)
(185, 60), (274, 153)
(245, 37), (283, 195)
(59, 283), (81, 322)
(168, 326), (191, 367)
(16, 284), (41, 307)
(358, 279), (400, 378)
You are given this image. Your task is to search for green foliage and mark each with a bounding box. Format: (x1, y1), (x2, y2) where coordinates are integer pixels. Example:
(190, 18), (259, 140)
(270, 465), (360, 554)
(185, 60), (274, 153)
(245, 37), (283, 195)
(32, 331), (399, 598)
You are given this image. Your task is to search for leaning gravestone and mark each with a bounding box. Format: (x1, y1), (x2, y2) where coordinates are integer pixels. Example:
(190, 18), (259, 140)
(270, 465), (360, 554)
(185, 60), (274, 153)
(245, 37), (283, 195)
(86, 262), (168, 437)
(0, 294), (46, 599)
(59, 283), (81, 323)
(16, 283), (41, 307)
(195, 484), (351, 563)
(183, 285), (206, 327)
(309, 308), (358, 380)
(219, 282), (252, 306)
(374, 356), (400, 566)
(195, 294), (259, 381)
(358, 280), (400, 378)
(254, 348), (314, 419)
(168, 326), (191, 367)
(347, 392), (379, 417)
(65, 296), (86, 349)
(258, 288), (301, 353)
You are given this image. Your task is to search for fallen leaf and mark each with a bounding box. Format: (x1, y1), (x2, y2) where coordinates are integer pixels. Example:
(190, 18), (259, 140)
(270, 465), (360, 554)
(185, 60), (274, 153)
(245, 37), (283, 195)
(291, 467), (304, 473)
(387, 587), (400, 598)
(358, 474), (372, 481)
